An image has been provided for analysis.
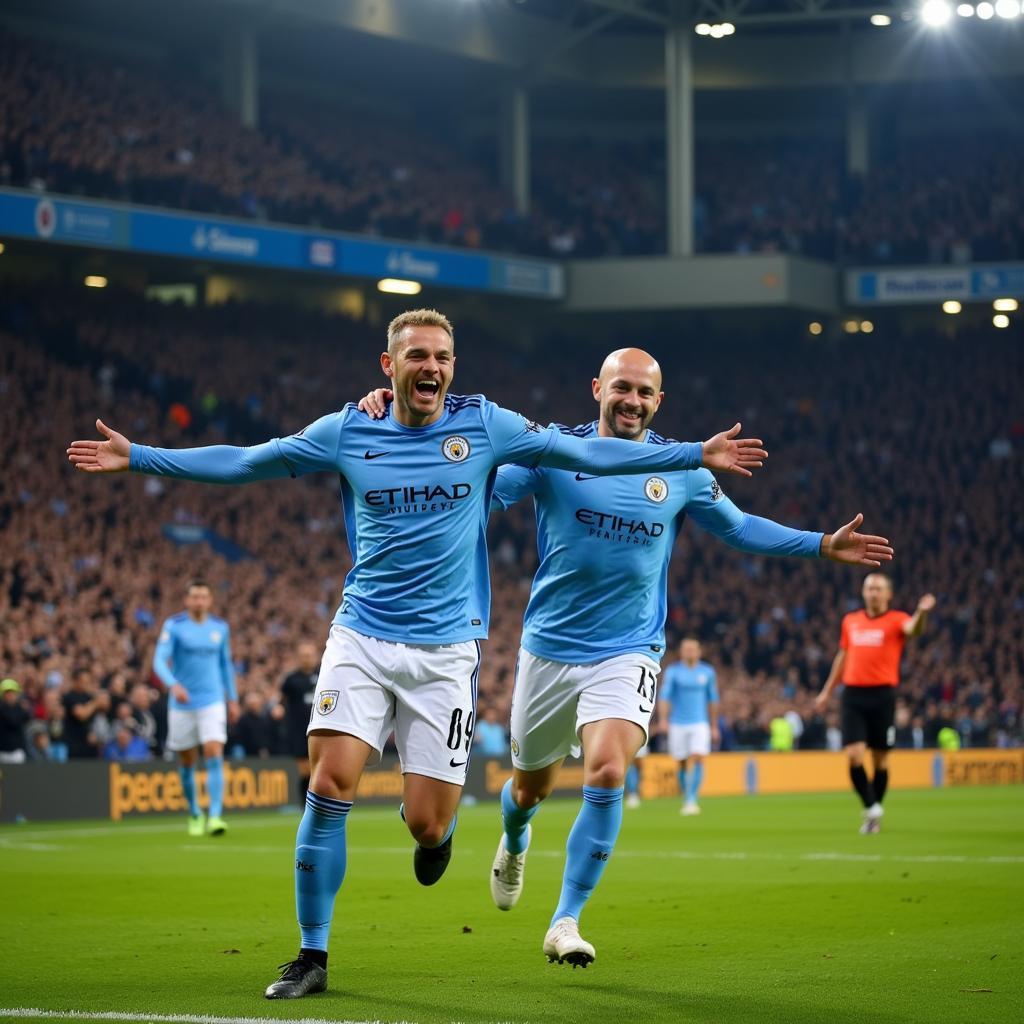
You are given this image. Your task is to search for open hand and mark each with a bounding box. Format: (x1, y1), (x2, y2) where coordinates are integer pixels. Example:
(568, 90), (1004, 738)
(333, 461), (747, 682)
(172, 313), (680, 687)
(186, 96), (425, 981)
(917, 593), (936, 613)
(701, 423), (767, 477)
(67, 419), (131, 473)
(824, 514), (894, 567)
(813, 691), (829, 715)
(171, 684), (190, 704)
(357, 388), (393, 419)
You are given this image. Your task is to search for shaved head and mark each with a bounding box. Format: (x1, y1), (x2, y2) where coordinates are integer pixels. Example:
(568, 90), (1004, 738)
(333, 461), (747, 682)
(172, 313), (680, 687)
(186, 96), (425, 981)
(598, 348), (662, 390)
(592, 347), (664, 440)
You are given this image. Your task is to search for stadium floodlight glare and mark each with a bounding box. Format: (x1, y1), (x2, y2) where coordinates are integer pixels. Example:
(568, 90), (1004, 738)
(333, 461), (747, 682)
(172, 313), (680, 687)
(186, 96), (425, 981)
(709, 24), (724, 36)
(956, 2), (975, 13)
(843, 319), (860, 334)
(860, 320), (875, 334)
(921, 0), (954, 24)
(0, 241), (5, 255)
(976, 1), (995, 15)
(808, 321), (823, 336)
(378, 278), (422, 295)
(695, 22), (712, 34)
(870, 13), (893, 24)
(721, 22), (736, 34)
(993, 313), (1010, 328)
(942, 300), (963, 314)
(993, 298), (1019, 311)
(994, 0), (1020, 17)
(84, 275), (108, 288)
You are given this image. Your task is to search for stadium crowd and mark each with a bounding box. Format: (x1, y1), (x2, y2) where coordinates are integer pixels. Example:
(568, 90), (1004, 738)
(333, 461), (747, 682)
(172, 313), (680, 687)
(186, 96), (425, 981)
(2, 28), (1022, 264)
(0, 280), (1021, 765)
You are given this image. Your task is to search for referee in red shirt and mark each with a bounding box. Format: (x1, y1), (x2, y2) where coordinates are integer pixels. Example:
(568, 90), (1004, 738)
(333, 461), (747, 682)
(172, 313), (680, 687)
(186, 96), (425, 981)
(815, 574), (935, 833)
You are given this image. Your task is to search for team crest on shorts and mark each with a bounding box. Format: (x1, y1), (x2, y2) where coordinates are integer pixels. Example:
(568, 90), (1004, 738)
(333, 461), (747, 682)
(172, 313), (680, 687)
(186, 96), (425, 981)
(442, 435), (471, 462)
(644, 477), (669, 503)
(510, 737), (520, 757)
(317, 690), (339, 715)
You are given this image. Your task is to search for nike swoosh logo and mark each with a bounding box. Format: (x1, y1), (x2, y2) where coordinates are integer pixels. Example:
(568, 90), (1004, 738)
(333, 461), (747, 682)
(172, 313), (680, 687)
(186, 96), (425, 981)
(638, 705), (653, 715)
(575, 473), (598, 481)
(449, 758), (468, 768)
(364, 450), (390, 460)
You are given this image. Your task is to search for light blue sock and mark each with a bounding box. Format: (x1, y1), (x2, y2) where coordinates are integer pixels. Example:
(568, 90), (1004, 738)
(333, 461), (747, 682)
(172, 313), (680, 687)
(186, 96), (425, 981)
(550, 785), (623, 926)
(685, 762), (704, 803)
(205, 756), (225, 818)
(625, 764), (639, 797)
(677, 767), (687, 796)
(296, 791), (352, 952)
(501, 778), (540, 855)
(179, 764), (199, 817)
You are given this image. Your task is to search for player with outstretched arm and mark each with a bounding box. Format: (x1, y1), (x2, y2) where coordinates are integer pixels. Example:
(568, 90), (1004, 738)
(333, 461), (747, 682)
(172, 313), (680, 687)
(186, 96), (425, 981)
(68, 310), (765, 999)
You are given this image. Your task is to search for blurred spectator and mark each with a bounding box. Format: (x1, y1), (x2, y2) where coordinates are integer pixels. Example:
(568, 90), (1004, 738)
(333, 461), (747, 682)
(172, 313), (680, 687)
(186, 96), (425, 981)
(61, 669), (111, 759)
(473, 706), (508, 757)
(230, 691), (276, 759)
(0, 678), (30, 763)
(103, 719), (151, 762)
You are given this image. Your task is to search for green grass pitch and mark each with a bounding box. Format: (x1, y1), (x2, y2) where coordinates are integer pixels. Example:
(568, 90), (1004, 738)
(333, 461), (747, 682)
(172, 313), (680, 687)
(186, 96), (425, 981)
(2, 786), (1022, 1024)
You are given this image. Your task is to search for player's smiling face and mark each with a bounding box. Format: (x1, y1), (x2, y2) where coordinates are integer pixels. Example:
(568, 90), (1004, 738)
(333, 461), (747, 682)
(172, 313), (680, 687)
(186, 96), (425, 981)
(381, 325), (455, 427)
(592, 348), (664, 441)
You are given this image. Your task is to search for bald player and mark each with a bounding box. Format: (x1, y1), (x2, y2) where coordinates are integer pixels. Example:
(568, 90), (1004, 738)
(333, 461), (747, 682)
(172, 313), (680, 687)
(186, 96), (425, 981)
(359, 348), (893, 967)
(814, 574), (935, 834)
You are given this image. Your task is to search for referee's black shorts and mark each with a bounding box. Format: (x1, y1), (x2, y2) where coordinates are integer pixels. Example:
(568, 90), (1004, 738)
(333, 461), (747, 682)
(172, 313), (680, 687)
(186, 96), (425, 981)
(840, 685), (896, 749)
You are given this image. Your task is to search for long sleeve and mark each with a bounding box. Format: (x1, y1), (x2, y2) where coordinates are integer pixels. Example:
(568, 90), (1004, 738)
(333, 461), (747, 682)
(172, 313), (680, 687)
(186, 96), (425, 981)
(491, 465), (542, 511)
(129, 411), (346, 483)
(220, 629), (237, 703)
(538, 431), (702, 475)
(685, 469), (822, 558)
(152, 622), (178, 689)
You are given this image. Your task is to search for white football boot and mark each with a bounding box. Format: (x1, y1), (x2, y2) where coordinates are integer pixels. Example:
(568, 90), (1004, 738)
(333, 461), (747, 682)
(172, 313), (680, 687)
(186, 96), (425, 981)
(544, 916), (596, 968)
(490, 825), (530, 910)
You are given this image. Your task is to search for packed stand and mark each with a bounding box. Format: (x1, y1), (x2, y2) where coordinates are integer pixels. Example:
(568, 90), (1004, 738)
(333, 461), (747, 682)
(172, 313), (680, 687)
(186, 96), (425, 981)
(4, 28), (1023, 264)
(0, 282), (1022, 763)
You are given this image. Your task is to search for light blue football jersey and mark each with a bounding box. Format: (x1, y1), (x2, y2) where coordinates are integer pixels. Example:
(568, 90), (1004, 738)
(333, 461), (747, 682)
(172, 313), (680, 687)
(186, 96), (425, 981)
(659, 660), (719, 726)
(130, 397), (703, 645)
(492, 420), (823, 664)
(153, 613), (236, 710)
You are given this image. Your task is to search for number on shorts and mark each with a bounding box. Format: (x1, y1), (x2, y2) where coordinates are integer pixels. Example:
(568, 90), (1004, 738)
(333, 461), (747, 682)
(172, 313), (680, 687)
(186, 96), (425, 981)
(637, 666), (658, 702)
(447, 707), (475, 752)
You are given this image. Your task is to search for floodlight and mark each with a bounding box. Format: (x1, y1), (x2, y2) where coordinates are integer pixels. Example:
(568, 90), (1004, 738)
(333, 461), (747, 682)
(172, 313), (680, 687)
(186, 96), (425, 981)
(378, 278), (422, 295)
(695, 23), (712, 34)
(942, 300), (962, 314)
(808, 322), (823, 336)
(976, 1), (995, 16)
(921, 0), (953, 24)
(721, 22), (736, 34)
(956, 2), (975, 13)
(993, 314), (1010, 328)
(993, 298), (1019, 312)
(994, 0), (1020, 17)
(870, 13), (893, 24)
(84, 275), (108, 288)
(860, 320), (875, 333)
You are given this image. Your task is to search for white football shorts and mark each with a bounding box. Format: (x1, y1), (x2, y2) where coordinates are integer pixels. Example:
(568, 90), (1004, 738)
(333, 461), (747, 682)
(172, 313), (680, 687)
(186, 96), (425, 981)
(509, 647), (661, 771)
(167, 702), (227, 751)
(308, 625), (481, 786)
(667, 722), (712, 759)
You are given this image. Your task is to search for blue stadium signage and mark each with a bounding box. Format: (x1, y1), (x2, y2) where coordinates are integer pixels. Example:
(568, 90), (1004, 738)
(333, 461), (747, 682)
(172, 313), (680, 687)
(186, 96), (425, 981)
(0, 187), (564, 300)
(848, 265), (1024, 305)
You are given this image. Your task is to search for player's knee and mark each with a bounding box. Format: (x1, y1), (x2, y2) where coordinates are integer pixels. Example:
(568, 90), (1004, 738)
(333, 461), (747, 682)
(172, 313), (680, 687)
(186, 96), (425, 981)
(407, 817), (447, 847)
(587, 759), (626, 790)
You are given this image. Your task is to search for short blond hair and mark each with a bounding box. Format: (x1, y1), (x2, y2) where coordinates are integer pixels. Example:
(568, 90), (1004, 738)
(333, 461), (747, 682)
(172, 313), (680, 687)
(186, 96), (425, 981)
(387, 309), (454, 355)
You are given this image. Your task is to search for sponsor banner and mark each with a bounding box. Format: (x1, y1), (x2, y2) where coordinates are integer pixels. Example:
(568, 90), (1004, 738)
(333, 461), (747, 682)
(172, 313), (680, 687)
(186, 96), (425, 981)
(944, 749), (1024, 786)
(0, 758), (296, 823)
(0, 187), (563, 299)
(848, 264), (1024, 305)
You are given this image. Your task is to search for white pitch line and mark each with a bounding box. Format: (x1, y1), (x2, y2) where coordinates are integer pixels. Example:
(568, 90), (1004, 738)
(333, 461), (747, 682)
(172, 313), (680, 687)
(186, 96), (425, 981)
(0, 1009), (416, 1024)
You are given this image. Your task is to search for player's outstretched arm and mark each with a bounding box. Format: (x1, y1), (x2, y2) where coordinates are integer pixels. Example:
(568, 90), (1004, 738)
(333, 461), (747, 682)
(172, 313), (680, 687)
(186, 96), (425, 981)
(821, 514), (894, 568)
(813, 649), (846, 714)
(903, 593), (936, 637)
(700, 423), (768, 478)
(68, 413), (343, 483)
